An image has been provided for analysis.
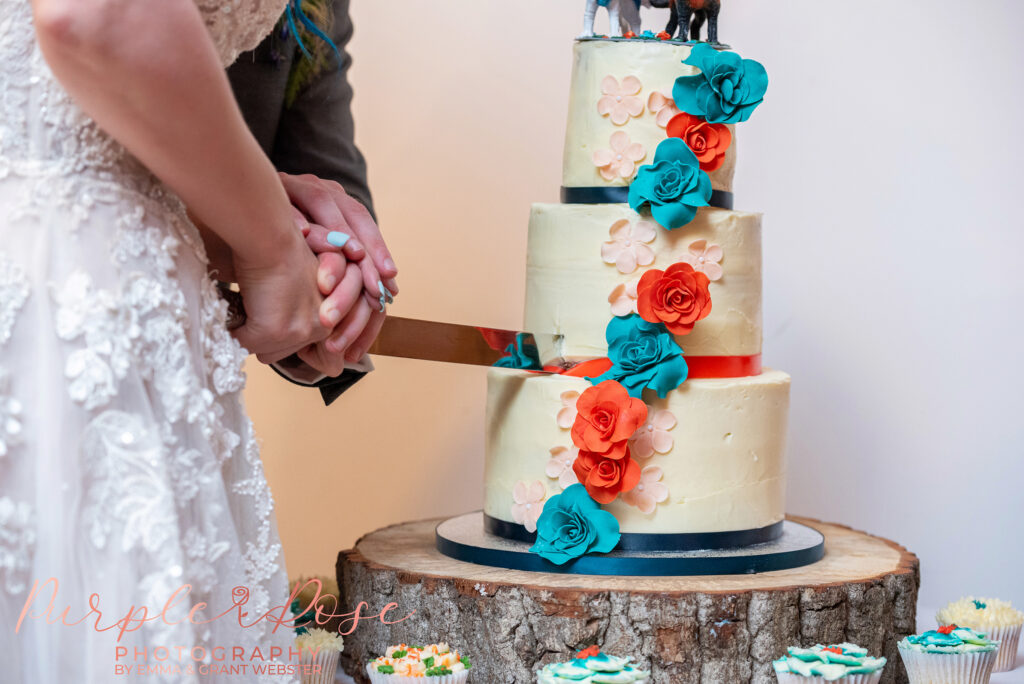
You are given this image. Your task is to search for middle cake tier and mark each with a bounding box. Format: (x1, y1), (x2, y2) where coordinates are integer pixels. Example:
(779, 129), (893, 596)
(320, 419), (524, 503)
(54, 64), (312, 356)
(525, 203), (762, 366)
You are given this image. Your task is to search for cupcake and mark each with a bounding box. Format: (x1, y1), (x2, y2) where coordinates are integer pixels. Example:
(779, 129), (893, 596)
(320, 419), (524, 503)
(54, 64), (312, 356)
(295, 628), (343, 684)
(898, 626), (999, 684)
(772, 643), (886, 683)
(366, 643), (471, 683)
(537, 648), (650, 683)
(937, 597), (1022, 672)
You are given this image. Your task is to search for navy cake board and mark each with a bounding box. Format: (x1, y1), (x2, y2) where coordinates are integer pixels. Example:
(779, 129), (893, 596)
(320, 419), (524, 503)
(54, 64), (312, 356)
(434, 512), (825, 577)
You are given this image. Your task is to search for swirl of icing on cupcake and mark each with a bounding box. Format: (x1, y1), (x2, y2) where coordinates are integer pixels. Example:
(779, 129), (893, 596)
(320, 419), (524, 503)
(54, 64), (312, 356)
(771, 643), (886, 681)
(370, 643), (471, 677)
(538, 652), (649, 683)
(899, 627), (999, 654)
(294, 627), (344, 653)
(937, 597), (1024, 629)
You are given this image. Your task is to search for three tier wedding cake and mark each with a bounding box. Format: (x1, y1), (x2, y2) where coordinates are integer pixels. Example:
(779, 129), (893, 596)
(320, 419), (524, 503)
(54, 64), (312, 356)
(480, 37), (787, 562)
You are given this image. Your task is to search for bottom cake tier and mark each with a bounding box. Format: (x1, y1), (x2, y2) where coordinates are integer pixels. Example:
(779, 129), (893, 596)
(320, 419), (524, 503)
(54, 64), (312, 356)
(483, 367), (791, 538)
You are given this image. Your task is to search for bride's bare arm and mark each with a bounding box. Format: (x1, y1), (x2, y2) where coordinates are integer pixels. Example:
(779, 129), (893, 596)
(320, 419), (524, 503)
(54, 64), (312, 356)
(31, 0), (292, 264)
(31, 0), (330, 360)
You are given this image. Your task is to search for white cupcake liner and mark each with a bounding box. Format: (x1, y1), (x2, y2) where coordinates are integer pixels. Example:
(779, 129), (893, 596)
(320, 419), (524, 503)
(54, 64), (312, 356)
(899, 647), (997, 684)
(300, 649), (339, 684)
(775, 672), (882, 684)
(366, 662), (470, 684)
(537, 675), (649, 684)
(985, 623), (1021, 672)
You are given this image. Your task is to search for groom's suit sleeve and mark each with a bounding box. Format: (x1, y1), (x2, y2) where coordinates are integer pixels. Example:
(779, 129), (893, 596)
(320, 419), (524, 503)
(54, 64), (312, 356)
(228, 0), (375, 405)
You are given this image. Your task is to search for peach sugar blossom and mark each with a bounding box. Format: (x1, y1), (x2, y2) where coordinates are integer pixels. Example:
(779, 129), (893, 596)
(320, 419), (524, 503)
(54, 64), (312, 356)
(621, 465), (669, 514)
(597, 75), (644, 125)
(601, 218), (656, 274)
(511, 480), (546, 532)
(629, 408), (677, 460)
(679, 239), (724, 281)
(556, 390), (580, 429)
(647, 90), (681, 128)
(608, 278), (640, 317)
(545, 446), (580, 490)
(592, 131), (646, 181)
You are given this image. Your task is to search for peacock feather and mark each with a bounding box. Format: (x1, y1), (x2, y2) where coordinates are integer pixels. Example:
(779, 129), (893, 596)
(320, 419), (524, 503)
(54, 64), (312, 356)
(282, 0), (339, 107)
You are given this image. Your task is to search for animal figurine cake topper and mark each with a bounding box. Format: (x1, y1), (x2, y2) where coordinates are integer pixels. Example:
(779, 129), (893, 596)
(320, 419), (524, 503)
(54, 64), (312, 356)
(578, 0), (725, 46)
(667, 0), (723, 44)
(579, 0), (641, 38)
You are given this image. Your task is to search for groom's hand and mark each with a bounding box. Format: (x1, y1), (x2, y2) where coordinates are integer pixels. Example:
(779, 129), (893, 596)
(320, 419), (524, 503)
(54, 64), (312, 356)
(279, 172), (399, 296)
(281, 172), (398, 374)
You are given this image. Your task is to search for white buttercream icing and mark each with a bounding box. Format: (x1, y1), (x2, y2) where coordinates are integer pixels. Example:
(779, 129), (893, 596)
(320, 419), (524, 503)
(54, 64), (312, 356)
(563, 40), (736, 192)
(938, 597), (1024, 630)
(525, 204), (762, 363)
(483, 368), (789, 534)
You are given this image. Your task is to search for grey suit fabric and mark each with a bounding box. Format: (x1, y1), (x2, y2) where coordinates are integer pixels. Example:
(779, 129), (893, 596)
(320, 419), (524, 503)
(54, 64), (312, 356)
(227, 0), (375, 219)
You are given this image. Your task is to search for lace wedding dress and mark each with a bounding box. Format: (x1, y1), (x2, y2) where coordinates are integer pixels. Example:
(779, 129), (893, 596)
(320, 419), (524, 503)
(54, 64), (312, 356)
(0, 2), (300, 682)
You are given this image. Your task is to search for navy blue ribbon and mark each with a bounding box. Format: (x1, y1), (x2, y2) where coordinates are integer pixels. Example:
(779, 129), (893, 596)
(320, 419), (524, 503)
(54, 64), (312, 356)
(561, 186), (734, 210)
(438, 522), (823, 577)
(484, 514), (782, 552)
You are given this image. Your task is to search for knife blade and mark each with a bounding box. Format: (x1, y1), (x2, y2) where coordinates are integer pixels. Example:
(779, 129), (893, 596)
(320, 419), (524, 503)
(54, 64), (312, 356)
(218, 283), (566, 371)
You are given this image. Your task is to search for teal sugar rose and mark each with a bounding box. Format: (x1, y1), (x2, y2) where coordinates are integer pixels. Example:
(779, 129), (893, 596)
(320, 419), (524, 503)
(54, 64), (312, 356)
(589, 315), (688, 399)
(627, 138), (712, 230)
(493, 333), (542, 370)
(530, 484), (620, 565)
(673, 43), (769, 124)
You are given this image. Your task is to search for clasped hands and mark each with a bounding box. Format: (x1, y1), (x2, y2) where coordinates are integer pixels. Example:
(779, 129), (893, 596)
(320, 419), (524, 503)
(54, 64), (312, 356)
(202, 173), (398, 378)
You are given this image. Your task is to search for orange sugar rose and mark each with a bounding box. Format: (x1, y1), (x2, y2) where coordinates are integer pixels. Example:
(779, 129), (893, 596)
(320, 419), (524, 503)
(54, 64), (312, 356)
(666, 112), (732, 173)
(636, 262), (712, 336)
(572, 449), (642, 504)
(570, 380), (648, 460)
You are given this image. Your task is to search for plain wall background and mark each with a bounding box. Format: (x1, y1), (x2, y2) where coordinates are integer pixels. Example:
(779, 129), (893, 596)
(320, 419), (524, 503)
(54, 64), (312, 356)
(248, 0), (1024, 612)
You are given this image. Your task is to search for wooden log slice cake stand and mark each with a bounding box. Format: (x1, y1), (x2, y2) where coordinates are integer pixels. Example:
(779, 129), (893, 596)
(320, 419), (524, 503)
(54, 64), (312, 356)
(336, 516), (919, 684)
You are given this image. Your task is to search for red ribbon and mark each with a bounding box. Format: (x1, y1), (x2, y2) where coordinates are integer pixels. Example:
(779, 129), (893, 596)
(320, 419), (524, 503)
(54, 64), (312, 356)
(543, 354), (761, 380)
(687, 354), (762, 378)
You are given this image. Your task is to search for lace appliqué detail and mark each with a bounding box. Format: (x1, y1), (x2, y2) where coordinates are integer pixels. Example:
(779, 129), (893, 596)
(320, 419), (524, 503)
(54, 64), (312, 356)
(0, 497), (36, 595)
(234, 437), (281, 588)
(202, 276), (248, 396)
(52, 267), (201, 418)
(0, 255), (29, 345)
(195, 0), (290, 66)
(0, 369), (23, 460)
(80, 411), (176, 554)
(0, 255), (28, 459)
(0, 254), (34, 594)
(53, 272), (138, 410)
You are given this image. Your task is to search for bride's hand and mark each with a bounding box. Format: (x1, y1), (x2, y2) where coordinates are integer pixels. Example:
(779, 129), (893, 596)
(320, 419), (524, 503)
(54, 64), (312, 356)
(231, 230), (331, 364)
(292, 253), (385, 376)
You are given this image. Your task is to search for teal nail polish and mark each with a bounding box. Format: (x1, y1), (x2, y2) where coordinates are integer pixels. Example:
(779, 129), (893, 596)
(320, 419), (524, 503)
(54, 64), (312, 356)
(327, 232), (351, 248)
(378, 280), (395, 304)
(378, 295), (387, 313)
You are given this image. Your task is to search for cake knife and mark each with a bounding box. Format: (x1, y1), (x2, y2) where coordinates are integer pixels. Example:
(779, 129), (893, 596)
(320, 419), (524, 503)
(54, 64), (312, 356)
(218, 283), (563, 373)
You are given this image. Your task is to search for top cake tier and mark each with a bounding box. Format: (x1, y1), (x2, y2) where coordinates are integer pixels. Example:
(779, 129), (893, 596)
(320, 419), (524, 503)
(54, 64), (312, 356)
(563, 40), (737, 193)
